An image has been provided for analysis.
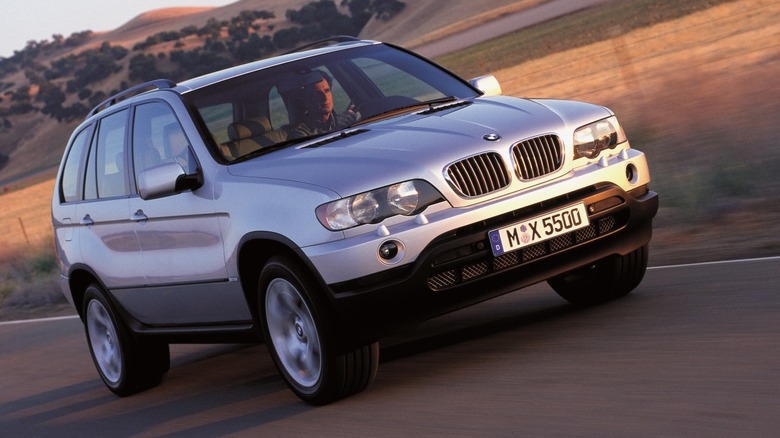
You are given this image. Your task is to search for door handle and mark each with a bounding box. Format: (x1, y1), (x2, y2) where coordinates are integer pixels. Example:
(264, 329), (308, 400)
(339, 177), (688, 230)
(80, 214), (94, 226)
(131, 209), (148, 222)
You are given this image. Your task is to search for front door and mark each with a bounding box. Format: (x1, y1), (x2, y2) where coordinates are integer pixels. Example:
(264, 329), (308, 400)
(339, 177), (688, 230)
(124, 101), (244, 325)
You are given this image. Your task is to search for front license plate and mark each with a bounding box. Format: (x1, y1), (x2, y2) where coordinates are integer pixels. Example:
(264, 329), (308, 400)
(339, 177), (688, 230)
(488, 203), (590, 256)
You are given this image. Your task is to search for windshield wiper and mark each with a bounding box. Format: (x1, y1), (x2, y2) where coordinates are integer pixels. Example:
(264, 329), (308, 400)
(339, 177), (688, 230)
(232, 132), (329, 162)
(352, 96), (458, 126)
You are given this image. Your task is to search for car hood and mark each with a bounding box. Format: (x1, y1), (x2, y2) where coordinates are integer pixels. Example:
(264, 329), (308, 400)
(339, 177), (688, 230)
(227, 96), (609, 198)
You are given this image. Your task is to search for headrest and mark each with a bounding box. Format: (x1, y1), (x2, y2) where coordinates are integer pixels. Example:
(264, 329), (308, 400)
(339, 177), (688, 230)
(277, 69), (332, 94)
(228, 117), (271, 141)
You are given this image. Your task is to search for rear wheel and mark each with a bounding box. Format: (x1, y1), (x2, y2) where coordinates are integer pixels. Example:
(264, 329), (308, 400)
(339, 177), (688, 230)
(548, 245), (648, 306)
(258, 256), (378, 405)
(83, 284), (169, 396)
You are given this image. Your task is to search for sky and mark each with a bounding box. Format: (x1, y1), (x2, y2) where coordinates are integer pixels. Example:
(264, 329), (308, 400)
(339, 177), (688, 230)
(1, 0), (237, 58)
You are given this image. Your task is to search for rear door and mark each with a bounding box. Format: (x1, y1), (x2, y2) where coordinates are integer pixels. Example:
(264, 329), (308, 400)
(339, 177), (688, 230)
(53, 124), (94, 272)
(76, 108), (146, 288)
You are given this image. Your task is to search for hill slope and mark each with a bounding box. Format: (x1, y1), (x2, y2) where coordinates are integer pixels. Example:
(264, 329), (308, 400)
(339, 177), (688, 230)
(0, 0), (529, 188)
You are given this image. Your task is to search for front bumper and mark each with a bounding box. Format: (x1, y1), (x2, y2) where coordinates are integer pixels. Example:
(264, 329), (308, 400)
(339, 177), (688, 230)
(323, 183), (658, 342)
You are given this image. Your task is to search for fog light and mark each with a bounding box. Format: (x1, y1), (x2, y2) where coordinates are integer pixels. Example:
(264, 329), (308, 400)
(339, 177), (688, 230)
(379, 241), (399, 260)
(626, 163), (638, 184)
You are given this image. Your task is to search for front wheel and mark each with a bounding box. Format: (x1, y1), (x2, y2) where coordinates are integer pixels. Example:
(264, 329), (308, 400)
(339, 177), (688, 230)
(83, 284), (169, 396)
(548, 245), (648, 306)
(258, 256), (378, 405)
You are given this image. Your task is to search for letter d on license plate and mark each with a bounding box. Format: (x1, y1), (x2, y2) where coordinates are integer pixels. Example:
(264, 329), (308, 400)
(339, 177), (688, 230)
(488, 203), (590, 256)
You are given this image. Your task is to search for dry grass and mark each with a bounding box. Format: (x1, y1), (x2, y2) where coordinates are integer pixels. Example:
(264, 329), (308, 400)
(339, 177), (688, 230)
(440, 0), (780, 265)
(524, 0), (780, 264)
(1, 179), (55, 251)
(362, 0), (546, 48)
(0, 179), (67, 320)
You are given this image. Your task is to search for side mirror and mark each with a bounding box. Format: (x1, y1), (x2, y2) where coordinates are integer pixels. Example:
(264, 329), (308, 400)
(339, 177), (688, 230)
(469, 75), (503, 96)
(138, 162), (202, 200)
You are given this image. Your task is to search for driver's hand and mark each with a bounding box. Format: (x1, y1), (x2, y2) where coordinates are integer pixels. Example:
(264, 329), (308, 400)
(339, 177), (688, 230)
(339, 107), (360, 127)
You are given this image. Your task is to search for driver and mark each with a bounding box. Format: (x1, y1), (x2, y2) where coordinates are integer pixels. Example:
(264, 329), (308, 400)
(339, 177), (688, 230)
(289, 70), (358, 138)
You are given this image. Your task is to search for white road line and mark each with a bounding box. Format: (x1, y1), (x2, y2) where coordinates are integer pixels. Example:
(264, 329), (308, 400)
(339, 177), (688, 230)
(0, 314), (79, 326)
(648, 255), (780, 270)
(2, 256), (778, 326)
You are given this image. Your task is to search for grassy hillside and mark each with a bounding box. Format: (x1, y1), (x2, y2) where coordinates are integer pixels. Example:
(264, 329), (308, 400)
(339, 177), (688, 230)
(0, 0), (543, 188)
(466, 0), (780, 265)
(0, 0), (408, 187)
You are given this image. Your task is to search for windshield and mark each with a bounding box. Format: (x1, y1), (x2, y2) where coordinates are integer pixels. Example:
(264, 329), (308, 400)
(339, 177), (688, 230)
(184, 44), (478, 162)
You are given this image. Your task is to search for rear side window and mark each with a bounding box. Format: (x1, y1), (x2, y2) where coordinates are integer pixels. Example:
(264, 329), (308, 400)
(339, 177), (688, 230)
(89, 110), (130, 199)
(59, 126), (93, 203)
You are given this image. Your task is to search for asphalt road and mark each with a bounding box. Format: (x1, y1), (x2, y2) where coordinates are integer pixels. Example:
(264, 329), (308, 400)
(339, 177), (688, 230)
(2, 257), (779, 436)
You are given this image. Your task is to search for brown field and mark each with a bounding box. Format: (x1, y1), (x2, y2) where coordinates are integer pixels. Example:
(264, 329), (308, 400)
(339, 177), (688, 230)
(1, 0), (778, 319)
(504, 0), (780, 265)
(361, 0), (547, 48)
(0, 179), (54, 255)
(438, 0), (780, 265)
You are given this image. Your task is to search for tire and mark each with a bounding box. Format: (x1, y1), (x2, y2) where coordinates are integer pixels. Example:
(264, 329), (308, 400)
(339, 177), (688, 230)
(548, 245), (648, 306)
(258, 256), (379, 405)
(83, 284), (169, 396)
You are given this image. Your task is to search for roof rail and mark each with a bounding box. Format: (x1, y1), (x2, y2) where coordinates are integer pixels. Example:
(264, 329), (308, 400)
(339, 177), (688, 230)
(282, 35), (361, 55)
(88, 79), (177, 117)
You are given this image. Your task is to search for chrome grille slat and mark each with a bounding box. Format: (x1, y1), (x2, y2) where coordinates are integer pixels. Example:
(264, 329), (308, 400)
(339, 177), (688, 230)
(474, 154), (493, 193)
(512, 135), (563, 180)
(466, 156), (485, 193)
(446, 152), (510, 197)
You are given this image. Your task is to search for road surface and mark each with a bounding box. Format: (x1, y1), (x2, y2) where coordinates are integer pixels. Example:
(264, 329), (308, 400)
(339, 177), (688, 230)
(2, 257), (779, 436)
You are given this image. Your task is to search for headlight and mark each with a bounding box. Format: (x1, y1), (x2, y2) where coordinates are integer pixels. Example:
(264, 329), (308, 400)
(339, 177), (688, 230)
(387, 181), (419, 215)
(573, 116), (626, 159)
(317, 180), (443, 231)
(352, 192), (380, 223)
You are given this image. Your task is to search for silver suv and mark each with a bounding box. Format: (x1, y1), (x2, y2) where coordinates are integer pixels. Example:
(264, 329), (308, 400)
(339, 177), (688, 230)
(52, 37), (658, 405)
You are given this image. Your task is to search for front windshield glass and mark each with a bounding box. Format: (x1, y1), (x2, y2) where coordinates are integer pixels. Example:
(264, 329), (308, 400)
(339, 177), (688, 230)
(184, 44), (478, 162)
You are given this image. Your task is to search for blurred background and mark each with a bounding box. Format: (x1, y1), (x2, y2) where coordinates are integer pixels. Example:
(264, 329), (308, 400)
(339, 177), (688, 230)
(1, 0), (777, 319)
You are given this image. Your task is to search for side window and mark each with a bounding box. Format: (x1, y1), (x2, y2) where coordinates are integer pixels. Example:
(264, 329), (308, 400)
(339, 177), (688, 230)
(198, 103), (234, 145)
(59, 126), (93, 203)
(268, 87), (288, 128)
(95, 110), (130, 199)
(133, 102), (196, 177)
(325, 69), (350, 113)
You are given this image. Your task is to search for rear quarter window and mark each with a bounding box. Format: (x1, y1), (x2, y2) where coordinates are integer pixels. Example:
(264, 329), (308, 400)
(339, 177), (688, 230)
(59, 126), (94, 203)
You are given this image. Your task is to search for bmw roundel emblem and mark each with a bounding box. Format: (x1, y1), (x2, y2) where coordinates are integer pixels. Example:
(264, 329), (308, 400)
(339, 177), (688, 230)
(483, 133), (501, 142)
